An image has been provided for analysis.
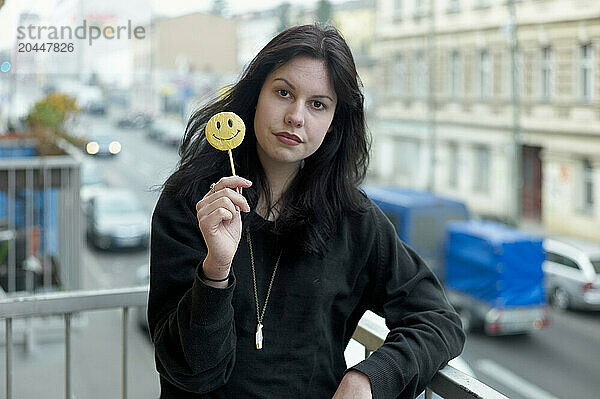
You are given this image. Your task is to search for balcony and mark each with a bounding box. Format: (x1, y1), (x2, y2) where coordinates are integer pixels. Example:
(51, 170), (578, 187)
(0, 287), (508, 399)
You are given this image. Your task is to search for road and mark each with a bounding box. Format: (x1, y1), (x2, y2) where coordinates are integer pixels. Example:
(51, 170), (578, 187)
(5, 111), (600, 398)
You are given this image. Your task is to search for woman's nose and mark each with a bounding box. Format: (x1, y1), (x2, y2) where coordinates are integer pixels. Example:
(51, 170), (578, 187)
(285, 104), (304, 128)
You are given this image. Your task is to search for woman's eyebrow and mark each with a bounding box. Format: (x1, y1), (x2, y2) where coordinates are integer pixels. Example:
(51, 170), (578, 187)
(273, 77), (335, 102)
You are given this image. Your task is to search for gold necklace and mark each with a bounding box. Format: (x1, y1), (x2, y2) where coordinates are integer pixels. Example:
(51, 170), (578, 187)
(246, 228), (283, 349)
(246, 227), (283, 350)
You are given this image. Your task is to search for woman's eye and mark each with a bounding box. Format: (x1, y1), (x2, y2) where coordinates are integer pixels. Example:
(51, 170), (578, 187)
(312, 101), (325, 110)
(277, 89), (289, 97)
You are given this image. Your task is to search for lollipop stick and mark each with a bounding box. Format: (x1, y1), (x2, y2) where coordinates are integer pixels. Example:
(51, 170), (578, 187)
(228, 149), (241, 195)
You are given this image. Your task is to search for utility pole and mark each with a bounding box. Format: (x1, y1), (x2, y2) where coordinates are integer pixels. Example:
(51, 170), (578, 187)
(78, 0), (85, 82)
(508, 0), (522, 226)
(426, 0), (437, 192)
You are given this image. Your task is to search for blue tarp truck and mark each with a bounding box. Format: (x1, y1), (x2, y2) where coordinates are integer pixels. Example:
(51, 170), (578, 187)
(445, 221), (549, 335)
(364, 186), (549, 335)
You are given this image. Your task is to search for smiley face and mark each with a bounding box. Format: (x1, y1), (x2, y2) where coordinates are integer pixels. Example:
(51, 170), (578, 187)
(205, 112), (246, 151)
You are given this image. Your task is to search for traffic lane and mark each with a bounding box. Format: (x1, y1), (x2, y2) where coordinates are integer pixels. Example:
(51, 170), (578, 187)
(83, 238), (149, 288)
(462, 309), (600, 399)
(79, 115), (179, 288)
(82, 115), (179, 213)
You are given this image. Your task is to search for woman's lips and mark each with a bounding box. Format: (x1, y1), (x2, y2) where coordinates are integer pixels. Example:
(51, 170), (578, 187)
(274, 132), (302, 145)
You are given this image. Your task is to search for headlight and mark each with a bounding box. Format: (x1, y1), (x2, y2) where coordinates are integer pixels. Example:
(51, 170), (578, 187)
(86, 141), (99, 155)
(109, 141), (121, 154)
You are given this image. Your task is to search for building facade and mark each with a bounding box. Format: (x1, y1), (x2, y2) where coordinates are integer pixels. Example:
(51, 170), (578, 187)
(373, 0), (600, 240)
(132, 12), (238, 118)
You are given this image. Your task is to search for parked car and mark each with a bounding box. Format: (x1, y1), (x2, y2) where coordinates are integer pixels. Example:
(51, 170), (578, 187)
(116, 112), (152, 129)
(86, 189), (150, 250)
(543, 237), (600, 310)
(146, 117), (185, 146)
(80, 161), (107, 212)
(85, 134), (121, 156)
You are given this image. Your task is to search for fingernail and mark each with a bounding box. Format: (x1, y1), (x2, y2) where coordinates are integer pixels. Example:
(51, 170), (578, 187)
(244, 178), (252, 185)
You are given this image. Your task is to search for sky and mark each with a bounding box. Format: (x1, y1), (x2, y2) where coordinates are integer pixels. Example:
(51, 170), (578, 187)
(0, 0), (345, 50)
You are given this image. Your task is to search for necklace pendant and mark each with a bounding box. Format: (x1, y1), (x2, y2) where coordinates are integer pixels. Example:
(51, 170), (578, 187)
(256, 322), (263, 350)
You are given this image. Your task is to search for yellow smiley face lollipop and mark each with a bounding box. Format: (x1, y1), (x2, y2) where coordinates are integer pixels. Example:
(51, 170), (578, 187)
(205, 112), (245, 151)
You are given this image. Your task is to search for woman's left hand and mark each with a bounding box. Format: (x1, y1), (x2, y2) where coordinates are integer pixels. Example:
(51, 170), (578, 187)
(331, 370), (373, 399)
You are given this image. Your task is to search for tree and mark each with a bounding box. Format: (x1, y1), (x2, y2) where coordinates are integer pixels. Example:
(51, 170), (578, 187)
(26, 93), (81, 154)
(315, 0), (333, 26)
(27, 93), (79, 133)
(277, 2), (291, 33)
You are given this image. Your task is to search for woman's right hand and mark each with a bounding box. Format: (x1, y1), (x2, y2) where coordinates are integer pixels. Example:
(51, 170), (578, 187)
(196, 176), (252, 280)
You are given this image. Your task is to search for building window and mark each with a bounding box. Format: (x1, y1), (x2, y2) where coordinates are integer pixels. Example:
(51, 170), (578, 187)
(393, 53), (408, 98)
(414, 0), (426, 17)
(583, 159), (594, 212)
(393, 0), (403, 19)
(473, 145), (490, 193)
(540, 46), (553, 101)
(415, 51), (427, 98)
(447, 0), (460, 12)
(579, 43), (593, 103)
(396, 139), (420, 182)
(449, 50), (462, 98)
(479, 49), (492, 100)
(448, 141), (458, 188)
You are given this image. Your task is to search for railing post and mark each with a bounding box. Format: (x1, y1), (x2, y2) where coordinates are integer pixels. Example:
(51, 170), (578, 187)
(122, 306), (129, 399)
(6, 318), (12, 399)
(65, 313), (71, 399)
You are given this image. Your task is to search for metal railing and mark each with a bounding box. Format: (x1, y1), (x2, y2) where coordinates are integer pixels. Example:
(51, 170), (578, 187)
(0, 286), (508, 399)
(0, 286), (148, 399)
(354, 311), (509, 399)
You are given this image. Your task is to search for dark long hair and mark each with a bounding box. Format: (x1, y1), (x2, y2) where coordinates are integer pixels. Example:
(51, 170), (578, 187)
(163, 24), (371, 258)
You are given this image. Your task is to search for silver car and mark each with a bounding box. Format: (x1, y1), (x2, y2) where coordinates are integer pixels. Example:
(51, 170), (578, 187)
(86, 189), (150, 250)
(543, 237), (600, 310)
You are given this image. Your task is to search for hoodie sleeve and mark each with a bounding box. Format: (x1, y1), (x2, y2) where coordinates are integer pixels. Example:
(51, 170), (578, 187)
(349, 204), (466, 399)
(148, 189), (237, 394)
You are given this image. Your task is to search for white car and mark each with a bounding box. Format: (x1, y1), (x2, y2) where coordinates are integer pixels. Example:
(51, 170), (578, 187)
(543, 237), (600, 310)
(80, 161), (107, 212)
(86, 189), (150, 250)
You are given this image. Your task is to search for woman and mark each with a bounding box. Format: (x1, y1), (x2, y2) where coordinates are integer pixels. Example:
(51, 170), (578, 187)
(149, 25), (465, 399)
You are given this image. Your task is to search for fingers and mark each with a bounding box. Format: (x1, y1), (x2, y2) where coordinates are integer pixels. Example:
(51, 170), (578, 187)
(201, 195), (238, 219)
(198, 186), (250, 213)
(207, 176), (252, 197)
(197, 195), (238, 232)
(203, 205), (235, 227)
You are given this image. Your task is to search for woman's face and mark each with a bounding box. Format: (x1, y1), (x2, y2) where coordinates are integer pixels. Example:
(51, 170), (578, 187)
(253, 56), (337, 171)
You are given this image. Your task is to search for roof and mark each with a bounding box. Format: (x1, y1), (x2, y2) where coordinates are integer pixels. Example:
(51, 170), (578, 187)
(448, 220), (543, 245)
(362, 186), (466, 210)
(546, 236), (600, 258)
